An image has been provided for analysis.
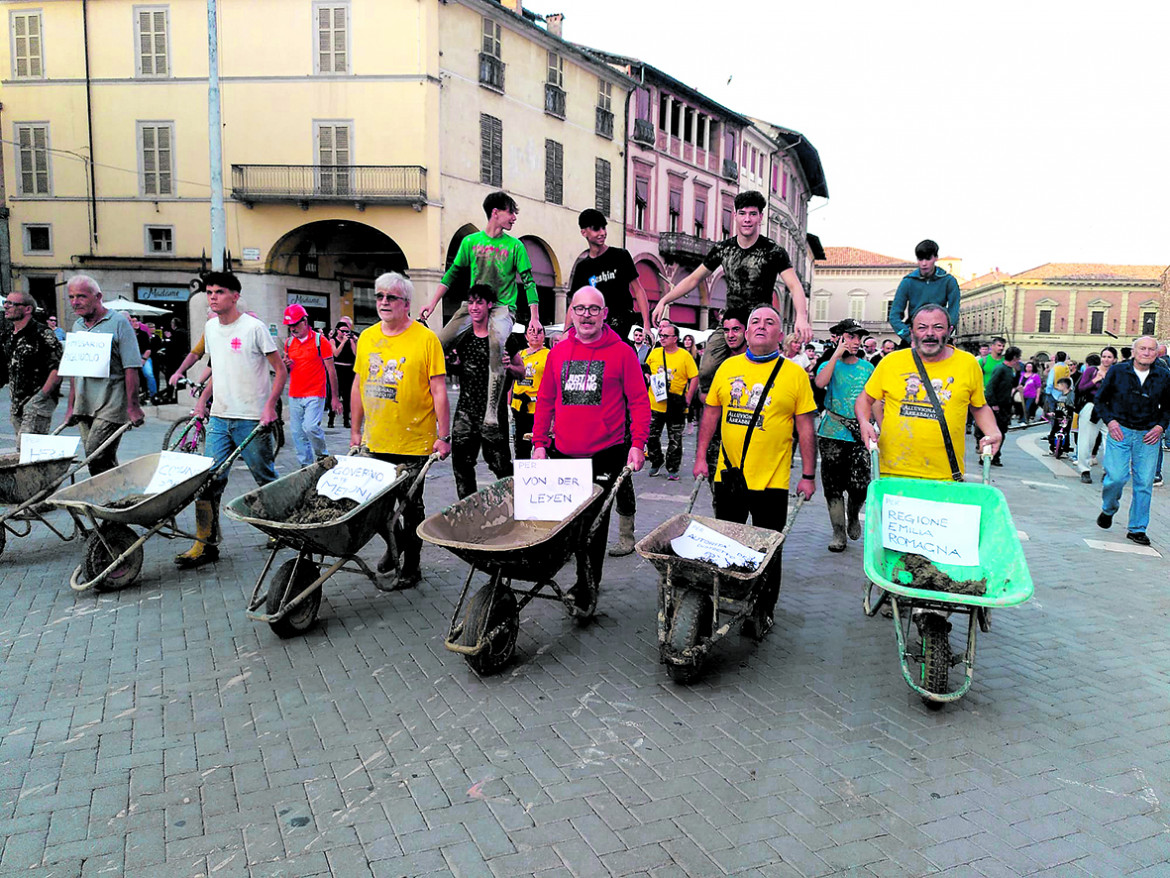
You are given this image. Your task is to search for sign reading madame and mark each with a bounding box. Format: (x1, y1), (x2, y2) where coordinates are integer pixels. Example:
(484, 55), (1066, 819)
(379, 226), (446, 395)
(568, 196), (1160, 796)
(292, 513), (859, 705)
(881, 494), (981, 567)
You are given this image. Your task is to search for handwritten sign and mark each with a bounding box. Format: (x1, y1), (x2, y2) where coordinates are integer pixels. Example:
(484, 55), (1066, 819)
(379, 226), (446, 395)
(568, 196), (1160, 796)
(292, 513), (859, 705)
(881, 494), (981, 566)
(143, 451), (215, 496)
(58, 332), (113, 379)
(19, 434), (79, 464)
(670, 520), (764, 570)
(514, 459), (593, 521)
(317, 456), (400, 504)
(649, 371), (668, 402)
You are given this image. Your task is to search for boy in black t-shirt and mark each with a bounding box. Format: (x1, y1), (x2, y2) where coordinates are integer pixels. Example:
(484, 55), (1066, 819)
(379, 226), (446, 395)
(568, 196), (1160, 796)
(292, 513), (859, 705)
(569, 209), (651, 347)
(651, 191), (811, 394)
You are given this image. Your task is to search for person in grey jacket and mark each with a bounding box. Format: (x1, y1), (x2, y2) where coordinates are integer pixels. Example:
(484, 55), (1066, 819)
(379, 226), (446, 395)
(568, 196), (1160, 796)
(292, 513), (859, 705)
(889, 239), (961, 344)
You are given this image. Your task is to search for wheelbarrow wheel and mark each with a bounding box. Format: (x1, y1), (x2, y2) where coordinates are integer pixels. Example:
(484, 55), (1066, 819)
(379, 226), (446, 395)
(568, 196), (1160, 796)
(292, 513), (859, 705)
(84, 523), (143, 591)
(461, 579), (519, 676)
(0, 525), (6, 561)
(666, 590), (711, 684)
(266, 558), (322, 638)
(919, 614), (951, 708)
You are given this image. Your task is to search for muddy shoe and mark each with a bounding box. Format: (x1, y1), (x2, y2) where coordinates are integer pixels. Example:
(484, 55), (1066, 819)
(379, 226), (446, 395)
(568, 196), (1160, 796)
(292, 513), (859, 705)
(376, 547), (398, 575)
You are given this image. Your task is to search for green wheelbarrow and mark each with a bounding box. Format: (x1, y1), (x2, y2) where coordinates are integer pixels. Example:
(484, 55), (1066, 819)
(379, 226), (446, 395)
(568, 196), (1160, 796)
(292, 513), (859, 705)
(862, 447), (1033, 708)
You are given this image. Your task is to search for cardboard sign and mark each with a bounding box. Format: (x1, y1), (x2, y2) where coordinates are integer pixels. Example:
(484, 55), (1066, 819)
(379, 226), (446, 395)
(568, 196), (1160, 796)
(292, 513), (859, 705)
(649, 371), (668, 402)
(881, 494), (981, 566)
(142, 451), (215, 496)
(19, 434), (79, 464)
(514, 459), (593, 522)
(58, 332), (113, 378)
(316, 456), (400, 504)
(670, 520), (764, 570)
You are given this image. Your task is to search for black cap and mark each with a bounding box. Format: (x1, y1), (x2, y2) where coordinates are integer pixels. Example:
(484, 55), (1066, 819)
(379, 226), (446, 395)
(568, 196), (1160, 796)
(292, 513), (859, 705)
(829, 318), (871, 338)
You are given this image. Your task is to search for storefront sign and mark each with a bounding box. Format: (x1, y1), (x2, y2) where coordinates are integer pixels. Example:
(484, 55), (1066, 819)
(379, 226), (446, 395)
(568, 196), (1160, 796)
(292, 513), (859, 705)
(288, 292), (328, 309)
(242, 247), (261, 261)
(135, 285), (190, 302)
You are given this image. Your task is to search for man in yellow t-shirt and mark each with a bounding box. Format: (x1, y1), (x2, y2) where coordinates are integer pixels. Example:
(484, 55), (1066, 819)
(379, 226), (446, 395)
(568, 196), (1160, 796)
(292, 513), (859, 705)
(645, 322), (697, 479)
(857, 303), (1002, 480)
(507, 323), (549, 461)
(352, 272), (451, 587)
(694, 305), (817, 640)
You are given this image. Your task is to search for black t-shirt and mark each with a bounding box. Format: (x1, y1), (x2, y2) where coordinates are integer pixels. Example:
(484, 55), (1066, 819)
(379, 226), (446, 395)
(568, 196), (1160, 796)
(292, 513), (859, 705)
(453, 332), (507, 422)
(702, 236), (793, 312)
(569, 247), (638, 331)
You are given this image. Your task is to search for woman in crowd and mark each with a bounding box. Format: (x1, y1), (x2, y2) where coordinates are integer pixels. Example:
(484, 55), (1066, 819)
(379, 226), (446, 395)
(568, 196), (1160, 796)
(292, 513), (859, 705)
(1018, 361), (1043, 422)
(329, 318), (358, 428)
(1074, 346), (1115, 483)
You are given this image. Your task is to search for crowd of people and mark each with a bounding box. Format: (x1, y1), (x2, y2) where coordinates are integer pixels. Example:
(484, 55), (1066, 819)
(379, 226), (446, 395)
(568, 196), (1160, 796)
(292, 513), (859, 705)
(2, 191), (1167, 605)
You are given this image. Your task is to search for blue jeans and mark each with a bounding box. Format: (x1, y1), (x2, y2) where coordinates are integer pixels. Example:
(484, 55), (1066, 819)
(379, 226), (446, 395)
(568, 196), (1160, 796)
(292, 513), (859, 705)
(141, 360), (158, 396)
(289, 395), (328, 467)
(1101, 426), (1160, 533)
(206, 416), (278, 502)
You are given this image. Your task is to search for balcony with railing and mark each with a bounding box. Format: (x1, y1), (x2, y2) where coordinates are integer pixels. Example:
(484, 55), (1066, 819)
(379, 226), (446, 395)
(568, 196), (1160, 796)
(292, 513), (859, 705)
(479, 52), (505, 92)
(631, 118), (654, 145)
(722, 158), (738, 180)
(595, 106), (614, 139)
(231, 164), (427, 207)
(544, 83), (566, 118)
(658, 232), (711, 268)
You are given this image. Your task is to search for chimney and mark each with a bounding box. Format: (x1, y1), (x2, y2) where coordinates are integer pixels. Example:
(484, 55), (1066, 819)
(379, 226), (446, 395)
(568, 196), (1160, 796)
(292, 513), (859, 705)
(546, 13), (564, 38)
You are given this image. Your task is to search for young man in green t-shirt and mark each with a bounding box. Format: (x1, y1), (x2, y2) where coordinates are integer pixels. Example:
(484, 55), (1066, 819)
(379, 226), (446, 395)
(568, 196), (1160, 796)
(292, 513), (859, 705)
(421, 191), (541, 426)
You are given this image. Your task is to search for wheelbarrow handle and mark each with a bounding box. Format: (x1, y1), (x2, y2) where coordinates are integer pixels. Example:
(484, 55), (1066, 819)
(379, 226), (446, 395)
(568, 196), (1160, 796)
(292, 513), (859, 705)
(686, 475), (705, 514)
(980, 448), (993, 485)
(869, 443), (881, 483)
(209, 420), (267, 481)
(62, 421), (135, 481)
(781, 495), (805, 538)
(586, 465), (632, 544)
(384, 452), (442, 535)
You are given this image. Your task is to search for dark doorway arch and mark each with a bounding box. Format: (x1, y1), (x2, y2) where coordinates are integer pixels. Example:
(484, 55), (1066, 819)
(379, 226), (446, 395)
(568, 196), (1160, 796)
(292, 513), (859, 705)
(520, 235), (560, 325)
(442, 223), (479, 324)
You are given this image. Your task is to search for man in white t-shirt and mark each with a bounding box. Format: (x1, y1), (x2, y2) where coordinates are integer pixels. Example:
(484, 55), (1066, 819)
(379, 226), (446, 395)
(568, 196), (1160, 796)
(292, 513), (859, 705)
(175, 271), (287, 568)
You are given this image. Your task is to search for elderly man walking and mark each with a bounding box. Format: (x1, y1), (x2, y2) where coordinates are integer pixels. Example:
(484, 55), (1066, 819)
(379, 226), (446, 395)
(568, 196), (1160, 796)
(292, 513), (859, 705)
(645, 322), (697, 480)
(531, 286), (650, 612)
(1094, 336), (1170, 546)
(694, 304), (817, 638)
(62, 276), (145, 474)
(0, 290), (63, 446)
(352, 272), (451, 587)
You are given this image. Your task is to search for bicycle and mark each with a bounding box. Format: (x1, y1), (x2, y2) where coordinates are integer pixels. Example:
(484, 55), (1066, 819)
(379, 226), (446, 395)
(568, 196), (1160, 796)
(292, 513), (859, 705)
(163, 383), (285, 455)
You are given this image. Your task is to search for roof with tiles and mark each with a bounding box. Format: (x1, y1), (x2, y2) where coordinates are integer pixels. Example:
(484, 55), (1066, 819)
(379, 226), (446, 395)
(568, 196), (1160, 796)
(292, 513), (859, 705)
(961, 270), (1013, 291)
(816, 247), (912, 267)
(1011, 263), (1167, 282)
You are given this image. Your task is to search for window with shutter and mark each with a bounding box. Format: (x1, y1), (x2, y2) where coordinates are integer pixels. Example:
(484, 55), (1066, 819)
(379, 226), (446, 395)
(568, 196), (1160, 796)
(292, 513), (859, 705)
(1090, 311), (1105, 334)
(544, 140), (563, 205)
(16, 125), (51, 195)
(694, 197), (706, 238)
(480, 114), (502, 187)
(595, 158), (611, 217)
(138, 123), (174, 196)
(136, 7), (169, 77)
(12, 11), (44, 78)
(316, 122), (352, 195)
(850, 299), (865, 321)
(814, 298), (828, 322)
(315, 3), (348, 74)
(481, 16), (501, 57)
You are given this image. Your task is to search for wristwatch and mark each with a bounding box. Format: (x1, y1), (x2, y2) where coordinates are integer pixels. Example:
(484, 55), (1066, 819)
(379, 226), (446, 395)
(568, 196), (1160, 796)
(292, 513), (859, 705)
(438, 434), (451, 443)
(802, 473), (816, 480)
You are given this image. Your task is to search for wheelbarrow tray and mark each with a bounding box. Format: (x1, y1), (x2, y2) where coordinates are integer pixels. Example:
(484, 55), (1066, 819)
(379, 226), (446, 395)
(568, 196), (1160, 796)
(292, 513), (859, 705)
(225, 458), (410, 558)
(0, 453), (76, 506)
(635, 513), (785, 600)
(863, 476), (1033, 609)
(47, 452), (212, 527)
(418, 477), (605, 582)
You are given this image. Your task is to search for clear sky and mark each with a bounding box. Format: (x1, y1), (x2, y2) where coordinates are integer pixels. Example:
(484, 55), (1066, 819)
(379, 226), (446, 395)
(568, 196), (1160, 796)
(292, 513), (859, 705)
(528, 0), (1169, 279)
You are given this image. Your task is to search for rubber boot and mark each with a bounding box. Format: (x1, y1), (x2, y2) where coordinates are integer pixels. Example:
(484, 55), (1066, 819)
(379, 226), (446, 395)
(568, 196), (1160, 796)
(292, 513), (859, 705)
(827, 498), (847, 553)
(607, 514), (636, 557)
(846, 495), (863, 541)
(174, 500), (220, 567)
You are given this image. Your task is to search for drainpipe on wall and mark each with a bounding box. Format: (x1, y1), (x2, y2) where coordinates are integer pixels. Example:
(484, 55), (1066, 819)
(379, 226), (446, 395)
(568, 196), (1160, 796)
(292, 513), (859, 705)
(0, 101), (11, 295)
(82, 0), (98, 250)
(206, 0), (226, 271)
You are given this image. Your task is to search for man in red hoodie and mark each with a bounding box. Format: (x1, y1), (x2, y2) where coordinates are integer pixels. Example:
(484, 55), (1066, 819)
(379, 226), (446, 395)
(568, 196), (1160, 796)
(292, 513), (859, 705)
(532, 286), (651, 610)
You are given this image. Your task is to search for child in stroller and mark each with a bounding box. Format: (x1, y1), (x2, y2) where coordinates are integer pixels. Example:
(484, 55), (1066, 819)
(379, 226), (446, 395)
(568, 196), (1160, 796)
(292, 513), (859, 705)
(1047, 377), (1075, 458)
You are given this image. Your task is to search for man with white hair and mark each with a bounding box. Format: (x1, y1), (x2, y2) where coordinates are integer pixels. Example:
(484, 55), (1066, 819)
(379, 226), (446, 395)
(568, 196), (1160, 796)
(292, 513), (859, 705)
(62, 275), (144, 474)
(0, 289), (63, 445)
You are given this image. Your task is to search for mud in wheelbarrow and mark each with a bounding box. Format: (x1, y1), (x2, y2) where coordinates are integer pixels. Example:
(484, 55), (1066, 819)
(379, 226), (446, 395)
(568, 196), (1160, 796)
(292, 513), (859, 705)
(225, 454), (437, 638)
(419, 471), (628, 676)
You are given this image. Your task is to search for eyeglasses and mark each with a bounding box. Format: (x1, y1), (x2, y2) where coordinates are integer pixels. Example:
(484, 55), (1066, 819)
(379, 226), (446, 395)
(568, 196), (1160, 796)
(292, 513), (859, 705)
(375, 293), (408, 303)
(571, 304), (603, 316)
(3, 300), (30, 308)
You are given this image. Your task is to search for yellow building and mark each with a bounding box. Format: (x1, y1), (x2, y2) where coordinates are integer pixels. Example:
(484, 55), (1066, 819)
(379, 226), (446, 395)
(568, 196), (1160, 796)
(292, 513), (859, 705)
(2, 0), (631, 336)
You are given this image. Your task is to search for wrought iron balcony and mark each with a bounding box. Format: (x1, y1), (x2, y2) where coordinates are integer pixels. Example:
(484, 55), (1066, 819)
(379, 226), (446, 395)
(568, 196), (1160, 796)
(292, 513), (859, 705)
(479, 52), (505, 92)
(631, 118), (655, 146)
(544, 83), (566, 118)
(659, 232), (711, 267)
(595, 106), (614, 139)
(722, 158), (738, 180)
(231, 164), (427, 207)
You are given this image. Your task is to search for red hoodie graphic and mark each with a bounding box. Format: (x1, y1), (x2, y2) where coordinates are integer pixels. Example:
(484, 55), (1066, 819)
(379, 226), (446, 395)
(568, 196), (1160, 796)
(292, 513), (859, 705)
(532, 325), (651, 457)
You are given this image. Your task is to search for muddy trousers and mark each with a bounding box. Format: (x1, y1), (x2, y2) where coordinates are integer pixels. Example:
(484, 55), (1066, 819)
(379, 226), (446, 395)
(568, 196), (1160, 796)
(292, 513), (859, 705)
(438, 302), (516, 427)
(551, 443), (627, 590)
(512, 408), (534, 461)
(370, 452), (428, 573)
(451, 410), (513, 500)
(713, 484), (788, 622)
(818, 437), (869, 506)
(75, 416), (128, 477)
(646, 411), (684, 474)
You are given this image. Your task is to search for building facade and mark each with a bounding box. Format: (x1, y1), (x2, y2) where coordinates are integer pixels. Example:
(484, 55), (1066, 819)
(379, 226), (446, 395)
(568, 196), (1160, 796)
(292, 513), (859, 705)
(809, 247), (914, 342)
(2, 0), (630, 337)
(958, 263), (1168, 359)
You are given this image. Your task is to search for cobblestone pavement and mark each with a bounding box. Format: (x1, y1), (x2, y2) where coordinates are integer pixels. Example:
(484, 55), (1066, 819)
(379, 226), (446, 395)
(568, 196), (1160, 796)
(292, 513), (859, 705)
(1, 403), (1168, 877)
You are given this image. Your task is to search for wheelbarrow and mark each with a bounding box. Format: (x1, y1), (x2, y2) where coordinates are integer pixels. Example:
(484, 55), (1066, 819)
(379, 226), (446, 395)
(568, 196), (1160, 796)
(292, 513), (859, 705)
(224, 453), (439, 638)
(862, 447), (1034, 708)
(46, 424), (266, 592)
(0, 423), (132, 561)
(418, 468), (631, 676)
(636, 478), (802, 683)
